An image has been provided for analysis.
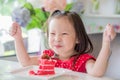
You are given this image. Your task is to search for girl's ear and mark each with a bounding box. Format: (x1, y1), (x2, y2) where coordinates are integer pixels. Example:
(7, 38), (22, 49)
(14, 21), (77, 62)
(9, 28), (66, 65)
(76, 38), (79, 44)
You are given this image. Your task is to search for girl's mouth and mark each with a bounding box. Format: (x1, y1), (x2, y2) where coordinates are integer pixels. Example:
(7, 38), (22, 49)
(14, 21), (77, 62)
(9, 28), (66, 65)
(55, 45), (62, 48)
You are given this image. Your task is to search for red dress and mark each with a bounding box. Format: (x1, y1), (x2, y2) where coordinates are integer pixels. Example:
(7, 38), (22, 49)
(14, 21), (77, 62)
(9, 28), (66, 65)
(42, 50), (96, 73)
(53, 54), (96, 73)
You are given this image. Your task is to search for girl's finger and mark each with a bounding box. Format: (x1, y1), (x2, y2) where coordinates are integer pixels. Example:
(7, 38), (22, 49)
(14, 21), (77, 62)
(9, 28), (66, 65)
(106, 24), (112, 35)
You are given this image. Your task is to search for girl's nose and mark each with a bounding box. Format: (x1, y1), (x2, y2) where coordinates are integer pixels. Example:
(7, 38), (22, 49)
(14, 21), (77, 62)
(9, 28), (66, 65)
(54, 35), (61, 42)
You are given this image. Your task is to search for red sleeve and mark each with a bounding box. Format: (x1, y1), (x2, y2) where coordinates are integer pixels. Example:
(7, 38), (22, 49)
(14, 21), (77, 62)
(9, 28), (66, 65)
(74, 54), (96, 73)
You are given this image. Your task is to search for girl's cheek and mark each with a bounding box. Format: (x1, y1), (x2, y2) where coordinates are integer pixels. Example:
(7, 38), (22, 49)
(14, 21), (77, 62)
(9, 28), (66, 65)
(48, 37), (54, 43)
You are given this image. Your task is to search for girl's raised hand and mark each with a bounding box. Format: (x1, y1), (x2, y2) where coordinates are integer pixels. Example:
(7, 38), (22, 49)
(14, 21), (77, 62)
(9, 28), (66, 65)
(103, 24), (116, 42)
(9, 22), (22, 39)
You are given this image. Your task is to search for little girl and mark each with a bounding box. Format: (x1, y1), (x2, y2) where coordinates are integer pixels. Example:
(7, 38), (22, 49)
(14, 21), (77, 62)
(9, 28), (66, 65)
(9, 10), (116, 77)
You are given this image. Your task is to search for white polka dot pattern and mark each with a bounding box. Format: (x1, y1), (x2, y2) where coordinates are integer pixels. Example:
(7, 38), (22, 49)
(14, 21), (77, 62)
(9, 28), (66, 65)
(53, 54), (96, 73)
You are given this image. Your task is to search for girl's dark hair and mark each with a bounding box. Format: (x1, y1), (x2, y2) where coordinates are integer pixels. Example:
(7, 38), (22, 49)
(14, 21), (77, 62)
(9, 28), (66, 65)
(48, 10), (93, 56)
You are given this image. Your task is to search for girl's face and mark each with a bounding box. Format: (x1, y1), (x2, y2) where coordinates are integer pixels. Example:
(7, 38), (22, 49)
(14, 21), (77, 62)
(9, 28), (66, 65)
(48, 17), (78, 60)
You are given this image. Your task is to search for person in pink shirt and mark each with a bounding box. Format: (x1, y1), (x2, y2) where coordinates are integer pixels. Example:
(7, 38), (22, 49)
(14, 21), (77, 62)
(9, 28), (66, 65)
(9, 10), (116, 77)
(42, 0), (66, 13)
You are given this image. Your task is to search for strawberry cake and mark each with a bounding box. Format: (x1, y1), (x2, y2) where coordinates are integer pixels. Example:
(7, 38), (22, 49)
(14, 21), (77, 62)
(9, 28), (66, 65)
(29, 50), (56, 75)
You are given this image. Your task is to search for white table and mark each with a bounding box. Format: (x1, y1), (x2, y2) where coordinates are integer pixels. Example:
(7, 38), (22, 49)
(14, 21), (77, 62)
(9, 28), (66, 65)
(0, 60), (115, 80)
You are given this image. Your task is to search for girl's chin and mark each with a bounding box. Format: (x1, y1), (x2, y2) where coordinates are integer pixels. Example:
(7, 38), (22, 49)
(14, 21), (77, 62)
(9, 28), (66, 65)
(54, 50), (62, 54)
(54, 51), (60, 54)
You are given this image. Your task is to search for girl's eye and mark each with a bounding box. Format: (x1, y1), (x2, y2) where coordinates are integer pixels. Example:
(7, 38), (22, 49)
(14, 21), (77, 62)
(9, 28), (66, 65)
(62, 33), (68, 35)
(50, 33), (55, 35)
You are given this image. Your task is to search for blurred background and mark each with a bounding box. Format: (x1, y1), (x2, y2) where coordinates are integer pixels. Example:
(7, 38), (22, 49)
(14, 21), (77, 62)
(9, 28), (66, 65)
(0, 0), (120, 79)
(0, 0), (120, 58)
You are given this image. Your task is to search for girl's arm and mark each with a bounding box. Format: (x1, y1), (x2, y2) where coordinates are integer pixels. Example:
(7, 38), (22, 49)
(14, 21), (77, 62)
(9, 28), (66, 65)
(86, 24), (116, 77)
(9, 22), (39, 66)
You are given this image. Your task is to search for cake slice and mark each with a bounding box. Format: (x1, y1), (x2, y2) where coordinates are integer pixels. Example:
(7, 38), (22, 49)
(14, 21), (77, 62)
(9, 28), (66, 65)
(29, 50), (56, 75)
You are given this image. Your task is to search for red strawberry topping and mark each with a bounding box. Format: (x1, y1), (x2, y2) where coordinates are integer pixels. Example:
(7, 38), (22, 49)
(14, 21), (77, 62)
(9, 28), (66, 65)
(43, 50), (54, 57)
